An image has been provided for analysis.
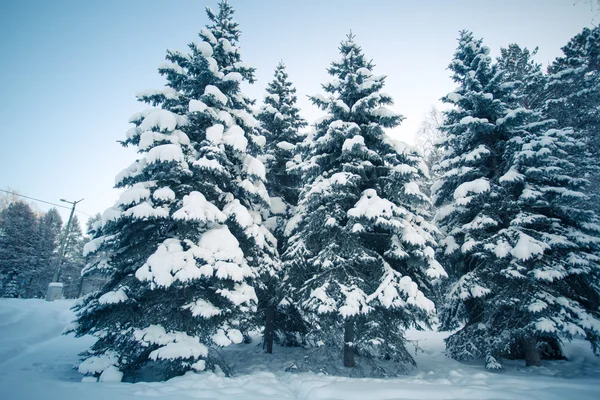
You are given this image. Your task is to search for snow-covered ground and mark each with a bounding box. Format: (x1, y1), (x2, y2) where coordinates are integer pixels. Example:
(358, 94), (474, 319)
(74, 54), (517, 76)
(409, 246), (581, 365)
(1, 299), (600, 400)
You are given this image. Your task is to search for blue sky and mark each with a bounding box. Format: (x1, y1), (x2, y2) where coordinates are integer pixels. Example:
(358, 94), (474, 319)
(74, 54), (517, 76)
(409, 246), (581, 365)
(0, 0), (596, 225)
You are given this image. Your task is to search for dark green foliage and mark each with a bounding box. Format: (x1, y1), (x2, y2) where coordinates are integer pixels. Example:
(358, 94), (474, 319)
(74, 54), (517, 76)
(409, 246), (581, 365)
(0, 201), (38, 298)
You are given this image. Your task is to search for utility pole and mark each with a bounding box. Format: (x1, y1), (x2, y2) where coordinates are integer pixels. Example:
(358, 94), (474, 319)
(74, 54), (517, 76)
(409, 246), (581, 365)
(46, 198), (84, 301)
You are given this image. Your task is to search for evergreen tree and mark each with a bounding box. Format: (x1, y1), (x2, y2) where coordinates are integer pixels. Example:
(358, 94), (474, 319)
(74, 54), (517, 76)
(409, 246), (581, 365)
(257, 62), (307, 352)
(28, 208), (63, 298)
(496, 44), (547, 111)
(0, 201), (38, 298)
(74, 1), (276, 381)
(434, 31), (600, 369)
(78, 213), (108, 297)
(545, 26), (600, 213)
(61, 215), (87, 298)
(283, 34), (445, 374)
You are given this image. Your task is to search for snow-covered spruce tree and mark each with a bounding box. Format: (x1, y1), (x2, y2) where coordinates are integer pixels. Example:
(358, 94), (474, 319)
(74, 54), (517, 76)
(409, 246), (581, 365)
(0, 201), (38, 298)
(283, 34), (445, 375)
(434, 31), (600, 369)
(73, 1), (276, 381)
(545, 26), (600, 213)
(256, 62), (307, 352)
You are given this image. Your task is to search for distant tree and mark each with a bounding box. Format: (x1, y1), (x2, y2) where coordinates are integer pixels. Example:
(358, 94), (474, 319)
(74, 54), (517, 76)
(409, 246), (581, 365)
(27, 208), (63, 298)
(0, 201), (38, 297)
(545, 26), (600, 214)
(60, 215), (87, 298)
(0, 187), (21, 211)
(496, 44), (547, 111)
(257, 62), (307, 352)
(414, 106), (444, 172)
(283, 34), (445, 374)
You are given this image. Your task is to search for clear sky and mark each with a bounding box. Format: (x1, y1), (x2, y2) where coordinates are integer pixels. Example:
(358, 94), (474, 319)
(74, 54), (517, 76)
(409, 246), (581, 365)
(0, 0), (596, 226)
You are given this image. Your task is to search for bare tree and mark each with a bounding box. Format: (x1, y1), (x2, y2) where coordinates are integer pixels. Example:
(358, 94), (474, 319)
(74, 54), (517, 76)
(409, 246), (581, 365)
(0, 187), (22, 211)
(414, 105), (444, 172)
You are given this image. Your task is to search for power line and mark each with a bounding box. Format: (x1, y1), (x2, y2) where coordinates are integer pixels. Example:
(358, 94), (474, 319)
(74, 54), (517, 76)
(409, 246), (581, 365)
(0, 189), (94, 217)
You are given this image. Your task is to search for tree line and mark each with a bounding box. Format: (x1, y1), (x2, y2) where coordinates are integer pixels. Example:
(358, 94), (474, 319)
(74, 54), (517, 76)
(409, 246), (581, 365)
(0, 193), (103, 298)
(71, 1), (599, 382)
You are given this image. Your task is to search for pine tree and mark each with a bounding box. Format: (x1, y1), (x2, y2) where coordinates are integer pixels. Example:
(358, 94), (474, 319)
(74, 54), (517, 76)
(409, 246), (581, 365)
(0, 201), (38, 298)
(545, 26), (600, 213)
(28, 208), (63, 298)
(496, 44), (547, 111)
(434, 31), (600, 369)
(60, 215), (87, 298)
(283, 34), (445, 375)
(74, 1), (276, 381)
(256, 62), (307, 352)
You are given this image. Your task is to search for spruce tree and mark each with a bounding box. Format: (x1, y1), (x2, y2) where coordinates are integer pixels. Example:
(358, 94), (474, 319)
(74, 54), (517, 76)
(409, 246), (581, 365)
(0, 201), (38, 298)
(29, 207), (63, 298)
(74, 1), (276, 381)
(283, 34), (445, 374)
(545, 27), (600, 213)
(61, 215), (87, 298)
(434, 31), (600, 369)
(257, 62), (307, 352)
(496, 44), (547, 111)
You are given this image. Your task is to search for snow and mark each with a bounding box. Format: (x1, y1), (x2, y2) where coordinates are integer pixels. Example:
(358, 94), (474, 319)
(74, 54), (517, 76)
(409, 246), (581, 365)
(172, 191), (225, 223)
(116, 184), (151, 206)
(99, 366), (123, 383)
(78, 352), (118, 375)
(139, 109), (178, 133)
(453, 178), (490, 199)
(123, 202), (169, 220)
(200, 28), (217, 44)
(146, 144), (186, 165)
(183, 299), (221, 318)
(243, 155), (266, 180)
(204, 85), (228, 105)
(97, 287), (128, 305)
(136, 87), (180, 100)
(348, 189), (398, 220)
(189, 99), (208, 113)
(2, 299), (600, 400)
(276, 141), (295, 151)
(153, 186), (176, 202)
(270, 197), (287, 215)
(511, 233), (548, 261)
(342, 135), (364, 151)
(371, 107), (400, 118)
(206, 123), (225, 144)
(459, 116), (489, 125)
(195, 41), (213, 57)
(199, 225), (245, 265)
(222, 125), (248, 152)
(499, 168), (524, 183)
(224, 72), (243, 82)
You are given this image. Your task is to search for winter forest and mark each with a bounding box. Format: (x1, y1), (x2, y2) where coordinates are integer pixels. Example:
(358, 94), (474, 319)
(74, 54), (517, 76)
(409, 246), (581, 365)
(1, 1), (600, 398)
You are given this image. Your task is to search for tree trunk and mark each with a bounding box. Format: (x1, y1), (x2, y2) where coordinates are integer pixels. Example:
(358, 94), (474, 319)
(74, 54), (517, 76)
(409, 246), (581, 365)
(264, 303), (275, 354)
(522, 337), (541, 367)
(343, 319), (355, 367)
(76, 275), (85, 298)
